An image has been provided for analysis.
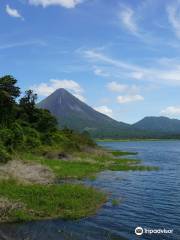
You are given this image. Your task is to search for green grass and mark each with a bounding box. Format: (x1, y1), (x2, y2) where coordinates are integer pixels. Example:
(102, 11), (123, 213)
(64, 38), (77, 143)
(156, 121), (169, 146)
(114, 158), (141, 165)
(40, 160), (103, 180)
(21, 151), (158, 181)
(111, 198), (120, 206)
(72, 151), (137, 163)
(110, 150), (137, 156)
(21, 153), (104, 180)
(109, 164), (159, 171)
(0, 179), (106, 222)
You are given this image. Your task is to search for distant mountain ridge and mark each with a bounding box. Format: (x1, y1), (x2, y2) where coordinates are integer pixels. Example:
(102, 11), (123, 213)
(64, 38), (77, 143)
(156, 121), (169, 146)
(38, 89), (180, 139)
(133, 116), (180, 133)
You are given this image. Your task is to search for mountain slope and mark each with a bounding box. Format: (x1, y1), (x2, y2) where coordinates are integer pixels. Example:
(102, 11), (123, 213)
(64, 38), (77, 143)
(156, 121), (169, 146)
(133, 116), (180, 133)
(37, 88), (132, 137)
(38, 89), (180, 138)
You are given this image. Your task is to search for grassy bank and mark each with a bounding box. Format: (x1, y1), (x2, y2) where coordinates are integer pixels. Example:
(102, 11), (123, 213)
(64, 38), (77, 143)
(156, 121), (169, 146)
(21, 149), (158, 180)
(0, 148), (158, 223)
(0, 179), (106, 222)
(111, 150), (138, 156)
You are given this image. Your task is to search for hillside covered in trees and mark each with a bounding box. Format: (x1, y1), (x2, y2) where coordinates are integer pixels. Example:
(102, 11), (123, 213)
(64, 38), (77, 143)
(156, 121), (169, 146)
(0, 75), (95, 163)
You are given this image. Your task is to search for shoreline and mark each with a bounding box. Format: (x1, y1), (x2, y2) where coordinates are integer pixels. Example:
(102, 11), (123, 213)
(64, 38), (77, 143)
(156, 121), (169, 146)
(96, 138), (180, 142)
(0, 148), (158, 223)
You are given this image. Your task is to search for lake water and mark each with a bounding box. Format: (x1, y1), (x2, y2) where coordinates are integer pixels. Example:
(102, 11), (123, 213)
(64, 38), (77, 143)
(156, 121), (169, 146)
(0, 140), (180, 240)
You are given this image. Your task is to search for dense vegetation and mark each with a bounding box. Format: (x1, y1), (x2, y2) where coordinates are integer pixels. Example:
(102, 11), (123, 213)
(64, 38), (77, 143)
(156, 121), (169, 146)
(0, 179), (106, 221)
(0, 75), (95, 163)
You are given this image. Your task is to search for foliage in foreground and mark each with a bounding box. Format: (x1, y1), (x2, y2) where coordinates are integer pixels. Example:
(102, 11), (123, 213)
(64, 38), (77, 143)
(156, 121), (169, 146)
(0, 179), (106, 222)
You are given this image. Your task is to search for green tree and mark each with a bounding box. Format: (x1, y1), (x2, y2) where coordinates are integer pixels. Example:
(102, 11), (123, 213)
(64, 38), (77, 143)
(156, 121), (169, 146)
(19, 89), (57, 136)
(0, 75), (20, 126)
(32, 109), (57, 134)
(19, 89), (37, 123)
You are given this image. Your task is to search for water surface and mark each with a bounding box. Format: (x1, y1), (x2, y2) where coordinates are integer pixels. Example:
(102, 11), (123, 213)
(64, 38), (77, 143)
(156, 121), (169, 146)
(0, 140), (179, 240)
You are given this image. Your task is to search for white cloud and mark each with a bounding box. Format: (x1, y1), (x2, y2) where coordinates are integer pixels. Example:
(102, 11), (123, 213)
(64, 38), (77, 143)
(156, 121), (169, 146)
(107, 81), (128, 92)
(117, 3), (164, 43)
(94, 68), (109, 77)
(161, 106), (180, 117)
(32, 79), (85, 101)
(28, 0), (84, 8)
(107, 81), (139, 94)
(0, 40), (46, 50)
(73, 93), (86, 102)
(84, 50), (142, 72)
(33, 83), (54, 96)
(84, 49), (180, 85)
(167, 1), (180, 39)
(117, 94), (144, 104)
(118, 6), (139, 35)
(94, 105), (113, 117)
(131, 71), (144, 80)
(6, 5), (23, 19)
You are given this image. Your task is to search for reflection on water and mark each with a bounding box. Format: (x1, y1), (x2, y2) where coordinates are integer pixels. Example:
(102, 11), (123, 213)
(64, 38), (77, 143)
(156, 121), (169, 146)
(0, 141), (180, 240)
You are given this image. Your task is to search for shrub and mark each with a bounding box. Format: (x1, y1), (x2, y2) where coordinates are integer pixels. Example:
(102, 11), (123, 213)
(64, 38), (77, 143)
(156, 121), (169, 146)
(60, 138), (80, 152)
(61, 128), (96, 149)
(50, 131), (68, 144)
(10, 122), (24, 148)
(75, 131), (96, 147)
(0, 143), (11, 163)
(40, 133), (54, 145)
(0, 128), (14, 150)
(23, 127), (41, 149)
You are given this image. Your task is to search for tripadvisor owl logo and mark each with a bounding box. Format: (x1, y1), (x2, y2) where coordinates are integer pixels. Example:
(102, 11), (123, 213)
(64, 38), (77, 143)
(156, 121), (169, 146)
(135, 226), (144, 236)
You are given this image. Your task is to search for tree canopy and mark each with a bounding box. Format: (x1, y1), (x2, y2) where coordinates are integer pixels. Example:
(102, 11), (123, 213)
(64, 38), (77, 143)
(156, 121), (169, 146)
(0, 75), (20, 126)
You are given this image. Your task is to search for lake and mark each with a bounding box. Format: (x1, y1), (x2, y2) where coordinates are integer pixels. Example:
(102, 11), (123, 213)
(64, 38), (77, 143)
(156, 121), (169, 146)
(0, 140), (180, 240)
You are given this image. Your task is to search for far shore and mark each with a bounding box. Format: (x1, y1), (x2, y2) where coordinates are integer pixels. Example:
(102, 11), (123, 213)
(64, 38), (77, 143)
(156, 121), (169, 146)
(96, 138), (180, 142)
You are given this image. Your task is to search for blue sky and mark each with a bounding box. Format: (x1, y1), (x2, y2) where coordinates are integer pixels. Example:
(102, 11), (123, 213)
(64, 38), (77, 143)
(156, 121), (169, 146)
(1, 0), (180, 123)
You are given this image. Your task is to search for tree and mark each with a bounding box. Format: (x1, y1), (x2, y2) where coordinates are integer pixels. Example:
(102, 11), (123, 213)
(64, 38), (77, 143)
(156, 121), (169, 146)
(19, 90), (37, 123)
(20, 90), (37, 110)
(19, 90), (57, 134)
(32, 108), (57, 133)
(0, 75), (20, 126)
